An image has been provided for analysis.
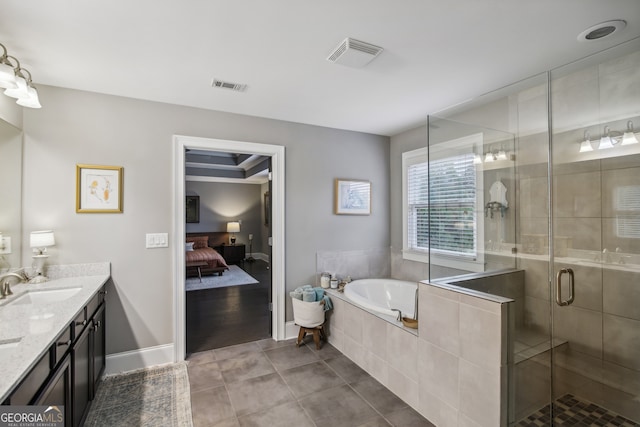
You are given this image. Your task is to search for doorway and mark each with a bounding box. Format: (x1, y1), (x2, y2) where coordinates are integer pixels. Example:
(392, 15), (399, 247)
(173, 135), (285, 362)
(185, 179), (271, 352)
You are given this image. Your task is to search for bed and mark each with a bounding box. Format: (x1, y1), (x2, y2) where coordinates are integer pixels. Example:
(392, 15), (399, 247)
(186, 234), (229, 277)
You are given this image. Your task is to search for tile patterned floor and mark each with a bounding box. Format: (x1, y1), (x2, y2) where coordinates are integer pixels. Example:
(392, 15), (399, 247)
(186, 339), (435, 427)
(517, 393), (640, 427)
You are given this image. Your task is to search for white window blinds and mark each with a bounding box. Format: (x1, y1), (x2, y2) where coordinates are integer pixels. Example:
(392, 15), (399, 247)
(407, 153), (478, 259)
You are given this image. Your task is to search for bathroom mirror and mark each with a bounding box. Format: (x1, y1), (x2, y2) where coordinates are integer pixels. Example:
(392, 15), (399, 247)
(0, 118), (22, 271)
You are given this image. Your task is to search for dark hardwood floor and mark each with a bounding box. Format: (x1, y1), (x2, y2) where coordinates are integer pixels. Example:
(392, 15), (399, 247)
(186, 259), (272, 354)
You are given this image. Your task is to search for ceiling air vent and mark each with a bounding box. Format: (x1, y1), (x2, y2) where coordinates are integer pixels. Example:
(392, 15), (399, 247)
(211, 78), (247, 92)
(326, 38), (383, 67)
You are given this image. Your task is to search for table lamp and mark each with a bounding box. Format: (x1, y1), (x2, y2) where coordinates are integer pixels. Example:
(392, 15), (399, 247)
(30, 230), (55, 283)
(227, 222), (240, 245)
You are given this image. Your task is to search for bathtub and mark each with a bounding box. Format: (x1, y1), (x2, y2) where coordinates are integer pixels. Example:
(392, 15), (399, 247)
(344, 278), (418, 319)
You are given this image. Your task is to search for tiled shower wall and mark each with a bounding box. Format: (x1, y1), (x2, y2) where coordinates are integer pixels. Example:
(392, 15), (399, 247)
(518, 155), (640, 371)
(517, 47), (640, 373)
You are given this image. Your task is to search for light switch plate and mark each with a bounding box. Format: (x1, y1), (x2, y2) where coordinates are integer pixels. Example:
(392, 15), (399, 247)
(146, 233), (168, 248)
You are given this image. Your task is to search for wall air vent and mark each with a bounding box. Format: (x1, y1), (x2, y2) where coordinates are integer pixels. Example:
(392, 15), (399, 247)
(211, 78), (247, 92)
(326, 38), (383, 68)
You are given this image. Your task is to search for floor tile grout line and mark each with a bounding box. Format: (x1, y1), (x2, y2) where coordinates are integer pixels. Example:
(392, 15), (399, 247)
(346, 380), (398, 426)
(189, 341), (426, 426)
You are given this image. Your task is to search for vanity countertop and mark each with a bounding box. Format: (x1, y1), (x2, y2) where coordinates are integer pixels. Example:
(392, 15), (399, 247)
(0, 265), (110, 403)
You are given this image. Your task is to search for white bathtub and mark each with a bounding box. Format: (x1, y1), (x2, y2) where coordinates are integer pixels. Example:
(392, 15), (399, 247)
(344, 278), (418, 319)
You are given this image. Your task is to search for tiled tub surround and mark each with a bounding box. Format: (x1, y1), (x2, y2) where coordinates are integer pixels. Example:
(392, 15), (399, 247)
(326, 281), (514, 427)
(316, 248), (391, 283)
(0, 262), (110, 402)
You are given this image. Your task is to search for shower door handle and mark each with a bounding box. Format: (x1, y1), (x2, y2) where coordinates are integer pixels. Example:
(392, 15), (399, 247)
(555, 268), (575, 306)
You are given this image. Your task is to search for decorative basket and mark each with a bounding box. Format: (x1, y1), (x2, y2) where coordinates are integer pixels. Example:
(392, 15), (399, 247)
(292, 297), (325, 328)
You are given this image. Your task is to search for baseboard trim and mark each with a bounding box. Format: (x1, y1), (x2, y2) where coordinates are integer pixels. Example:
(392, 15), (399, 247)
(105, 344), (175, 375)
(285, 321), (298, 340)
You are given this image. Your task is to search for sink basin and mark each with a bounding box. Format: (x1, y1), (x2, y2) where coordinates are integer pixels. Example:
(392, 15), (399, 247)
(9, 287), (82, 306)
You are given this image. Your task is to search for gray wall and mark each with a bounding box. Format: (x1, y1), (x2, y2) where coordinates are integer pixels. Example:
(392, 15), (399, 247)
(186, 181), (264, 250)
(21, 85), (390, 354)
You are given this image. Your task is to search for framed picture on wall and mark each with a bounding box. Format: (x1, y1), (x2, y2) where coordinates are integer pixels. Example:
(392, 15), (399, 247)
(186, 196), (200, 223)
(334, 179), (371, 215)
(76, 164), (124, 213)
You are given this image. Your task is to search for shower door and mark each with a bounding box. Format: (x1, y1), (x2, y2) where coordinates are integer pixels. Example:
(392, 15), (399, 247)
(549, 42), (640, 424)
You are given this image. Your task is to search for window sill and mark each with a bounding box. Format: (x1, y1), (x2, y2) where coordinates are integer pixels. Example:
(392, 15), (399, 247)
(402, 249), (485, 273)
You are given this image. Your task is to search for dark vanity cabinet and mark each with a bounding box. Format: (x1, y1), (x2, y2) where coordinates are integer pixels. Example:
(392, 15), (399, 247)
(72, 316), (91, 427)
(90, 303), (106, 399)
(3, 285), (107, 427)
(72, 287), (106, 427)
(33, 354), (72, 425)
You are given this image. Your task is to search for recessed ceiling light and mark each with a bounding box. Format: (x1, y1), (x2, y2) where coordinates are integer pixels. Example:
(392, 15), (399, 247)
(577, 20), (626, 42)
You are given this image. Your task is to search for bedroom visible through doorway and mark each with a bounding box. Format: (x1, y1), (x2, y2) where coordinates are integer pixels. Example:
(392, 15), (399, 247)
(184, 151), (272, 353)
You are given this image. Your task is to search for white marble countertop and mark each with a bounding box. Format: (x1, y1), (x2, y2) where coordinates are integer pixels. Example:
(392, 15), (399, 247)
(0, 263), (110, 403)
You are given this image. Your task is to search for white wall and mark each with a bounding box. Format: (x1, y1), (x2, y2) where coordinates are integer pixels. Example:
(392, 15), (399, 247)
(21, 85), (390, 355)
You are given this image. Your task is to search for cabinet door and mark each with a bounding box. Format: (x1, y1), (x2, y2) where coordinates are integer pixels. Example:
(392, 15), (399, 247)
(34, 354), (71, 427)
(7, 350), (51, 405)
(72, 320), (91, 427)
(90, 303), (106, 399)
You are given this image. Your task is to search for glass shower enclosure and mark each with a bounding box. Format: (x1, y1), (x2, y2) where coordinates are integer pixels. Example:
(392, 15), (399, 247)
(426, 39), (640, 425)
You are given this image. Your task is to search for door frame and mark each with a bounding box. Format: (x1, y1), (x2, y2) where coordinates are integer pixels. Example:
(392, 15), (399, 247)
(172, 135), (286, 361)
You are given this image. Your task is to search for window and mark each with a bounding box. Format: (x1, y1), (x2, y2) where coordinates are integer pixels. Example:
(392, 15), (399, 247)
(402, 134), (484, 272)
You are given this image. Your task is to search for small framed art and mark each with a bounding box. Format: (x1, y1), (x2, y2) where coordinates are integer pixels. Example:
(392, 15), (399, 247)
(186, 195), (200, 223)
(334, 179), (371, 215)
(76, 164), (124, 213)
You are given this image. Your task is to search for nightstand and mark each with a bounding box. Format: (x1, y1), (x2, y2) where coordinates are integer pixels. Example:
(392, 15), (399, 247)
(218, 244), (246, 265)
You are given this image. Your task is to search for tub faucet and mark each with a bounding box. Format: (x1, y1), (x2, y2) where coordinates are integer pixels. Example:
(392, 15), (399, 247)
(391, 309), (402, 321)
(0, 271), (27, 299)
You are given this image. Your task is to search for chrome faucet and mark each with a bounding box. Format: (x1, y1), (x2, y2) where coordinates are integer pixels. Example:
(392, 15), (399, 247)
(391, 308), (402, 321)
(0, 271), (27, 299)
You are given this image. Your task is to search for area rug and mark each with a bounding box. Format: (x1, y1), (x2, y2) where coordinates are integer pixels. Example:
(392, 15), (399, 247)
(186, 264), (259, 291)
(84, 362), (193, 427)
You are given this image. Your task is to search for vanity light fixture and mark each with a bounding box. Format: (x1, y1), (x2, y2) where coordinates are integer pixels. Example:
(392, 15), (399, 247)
(473, 153), (482, 165)
(598, 126), (615, 150)
(621, 121), (639, 146)
(496, 149), (508, 161)
(227, 222), (240, 245)
(29, 230), (55, 283)
(579, 131), (594, 152)
(0, 43), (41, 108)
